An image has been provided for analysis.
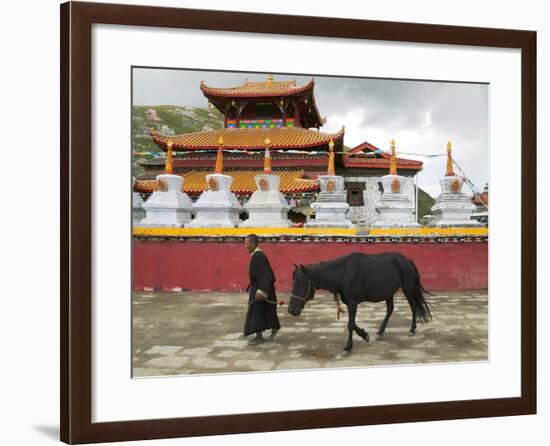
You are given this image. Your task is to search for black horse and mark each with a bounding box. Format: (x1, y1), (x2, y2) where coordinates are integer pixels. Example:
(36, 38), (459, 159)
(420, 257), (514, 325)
(288, 252), (432, 356)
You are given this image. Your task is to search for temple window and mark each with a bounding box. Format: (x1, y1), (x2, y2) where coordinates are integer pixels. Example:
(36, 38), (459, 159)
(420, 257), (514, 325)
(345, 182), (365, 206)
(256, 102), (276, 119)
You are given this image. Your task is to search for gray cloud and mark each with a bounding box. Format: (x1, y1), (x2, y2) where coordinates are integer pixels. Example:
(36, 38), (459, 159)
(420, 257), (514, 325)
(133, 67), (488, 198)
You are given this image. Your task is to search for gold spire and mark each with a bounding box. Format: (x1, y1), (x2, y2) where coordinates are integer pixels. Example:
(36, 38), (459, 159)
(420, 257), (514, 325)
(389, 139), (397, 175)
(165, 139), (174, 175)
(263, 138), (272, 174)
(267, 74), (273, 86)
(214, 136), (224, 174)
(446, 141), (455, 176)
(327, 139), (335, 176)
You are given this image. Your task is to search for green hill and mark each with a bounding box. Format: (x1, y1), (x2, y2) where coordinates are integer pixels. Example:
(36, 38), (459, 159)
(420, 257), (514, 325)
(132, 105), (225, 175)
(417, 186), (435, 218)
(132, 105), (224, 152)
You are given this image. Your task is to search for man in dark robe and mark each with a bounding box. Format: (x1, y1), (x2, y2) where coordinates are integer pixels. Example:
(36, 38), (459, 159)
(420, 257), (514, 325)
(243, 234), (281, 346)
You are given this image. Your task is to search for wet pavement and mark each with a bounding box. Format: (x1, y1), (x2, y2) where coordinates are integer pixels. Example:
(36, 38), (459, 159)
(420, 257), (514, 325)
(132, 290), (488, 377)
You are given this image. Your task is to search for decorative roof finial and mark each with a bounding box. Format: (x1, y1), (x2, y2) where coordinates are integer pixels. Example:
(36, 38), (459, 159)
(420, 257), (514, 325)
(389, 139), (397, 175)
(263, 138), (272, 174)
(165, 139), (174, 175)
(268, 74), (273, 86)
(215, 136), (224, 174)
(446, 141), (455, 176)
(327, 139), (336, 176)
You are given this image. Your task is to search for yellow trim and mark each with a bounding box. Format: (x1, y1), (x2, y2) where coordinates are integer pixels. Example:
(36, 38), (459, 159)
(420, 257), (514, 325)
(133, 226), (488, 237)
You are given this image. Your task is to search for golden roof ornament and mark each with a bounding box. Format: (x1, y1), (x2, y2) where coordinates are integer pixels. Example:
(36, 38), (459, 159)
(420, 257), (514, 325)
(327, 139), (336, 176)
(215, 137), (224, 174)
(446, 141), (455, 176)
(165, 139), (174, 175)
(268, 74), (273, 86)
(389, 139), (397, 175)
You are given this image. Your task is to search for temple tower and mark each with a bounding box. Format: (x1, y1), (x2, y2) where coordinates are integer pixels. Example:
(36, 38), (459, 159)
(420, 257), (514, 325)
(139, 140), (194, 227)
(305, 139), (354, 228)
(372, 139), (419, 228)
(429, 142), (482, 227)
(240, 138), (291, 228)
(187, 137), (244, 227)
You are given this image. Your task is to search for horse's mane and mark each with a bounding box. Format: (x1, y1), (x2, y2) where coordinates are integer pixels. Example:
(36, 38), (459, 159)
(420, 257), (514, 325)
(305, 252), (358, 271)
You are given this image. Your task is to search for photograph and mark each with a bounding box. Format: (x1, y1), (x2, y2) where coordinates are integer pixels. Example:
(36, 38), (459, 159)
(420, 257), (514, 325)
(131, 68), (489, 377)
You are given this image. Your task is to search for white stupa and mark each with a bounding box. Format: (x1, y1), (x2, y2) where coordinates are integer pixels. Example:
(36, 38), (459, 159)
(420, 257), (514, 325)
(429, 142), (482, 227)
(305, 139), (354, 228)
(372, 140), (420, 228)
(187, 137), (244, 228)
(240, 139), (290, 227)
(140, 140), (194, 227)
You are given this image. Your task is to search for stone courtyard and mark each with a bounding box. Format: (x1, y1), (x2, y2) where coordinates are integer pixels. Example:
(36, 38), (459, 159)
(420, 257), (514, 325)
(132, 290), (488, 377)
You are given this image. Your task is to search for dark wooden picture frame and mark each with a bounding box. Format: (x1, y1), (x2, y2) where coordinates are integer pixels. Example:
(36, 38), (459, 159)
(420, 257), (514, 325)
(60, 1), (536, 443)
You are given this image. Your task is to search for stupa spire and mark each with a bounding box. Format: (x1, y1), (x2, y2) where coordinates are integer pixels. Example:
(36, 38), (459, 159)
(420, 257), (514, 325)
(214, 136), (224, 174)
(389, 139), (397, 175)
(327, 139), (335, 176)
(446, 141), (455, 176)
(165, 139), (174, 175)
(263, 138), (272, 174)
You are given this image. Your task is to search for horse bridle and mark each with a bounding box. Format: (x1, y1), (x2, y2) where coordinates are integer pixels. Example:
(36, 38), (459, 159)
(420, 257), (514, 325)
(290, 277), (316, 303)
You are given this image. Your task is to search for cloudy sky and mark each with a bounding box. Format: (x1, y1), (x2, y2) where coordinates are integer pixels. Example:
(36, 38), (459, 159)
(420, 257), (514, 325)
(133, 68), (488, 197)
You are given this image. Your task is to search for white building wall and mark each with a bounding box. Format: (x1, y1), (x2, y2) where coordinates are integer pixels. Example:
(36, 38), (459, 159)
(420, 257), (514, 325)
(344, 174), (417, 226)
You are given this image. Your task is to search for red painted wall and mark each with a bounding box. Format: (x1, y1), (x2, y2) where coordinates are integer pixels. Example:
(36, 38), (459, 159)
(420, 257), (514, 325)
(133, 240), (488, 292)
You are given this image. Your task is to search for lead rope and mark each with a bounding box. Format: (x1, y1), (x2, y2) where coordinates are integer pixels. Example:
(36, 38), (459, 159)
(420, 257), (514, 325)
(332, 292), (346, 320)
(289, 279), (316, 302)
(289, 282), (344, 319)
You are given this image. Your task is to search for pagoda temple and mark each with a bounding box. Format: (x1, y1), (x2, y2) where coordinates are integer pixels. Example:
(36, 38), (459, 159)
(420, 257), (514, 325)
(134, 75), (424, 226)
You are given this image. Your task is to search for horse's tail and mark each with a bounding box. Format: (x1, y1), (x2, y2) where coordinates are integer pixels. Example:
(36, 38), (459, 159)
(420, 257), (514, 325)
(408, 259), (432, 324)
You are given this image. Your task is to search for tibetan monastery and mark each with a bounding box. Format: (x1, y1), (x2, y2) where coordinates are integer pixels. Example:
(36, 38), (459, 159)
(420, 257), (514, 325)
(134, 75), (423, 225)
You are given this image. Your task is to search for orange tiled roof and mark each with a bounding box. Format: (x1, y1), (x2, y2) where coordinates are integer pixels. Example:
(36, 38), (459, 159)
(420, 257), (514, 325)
(134, 170), (319, 195)
(200, 78), (314, 98)
(151, 127), (345, 151)
(343, 141), (423, 171)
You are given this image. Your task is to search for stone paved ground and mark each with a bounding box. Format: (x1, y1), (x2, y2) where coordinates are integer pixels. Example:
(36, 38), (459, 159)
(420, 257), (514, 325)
(132, 290), (488, 377)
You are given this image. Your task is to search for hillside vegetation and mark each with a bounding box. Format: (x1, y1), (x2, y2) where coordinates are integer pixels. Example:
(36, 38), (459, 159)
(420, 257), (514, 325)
(417, 186), (435, 218)
(132, 105), (224, 152)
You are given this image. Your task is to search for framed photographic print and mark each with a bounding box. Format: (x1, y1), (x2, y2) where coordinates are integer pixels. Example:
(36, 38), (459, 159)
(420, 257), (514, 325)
(61, 1), (536, 444)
